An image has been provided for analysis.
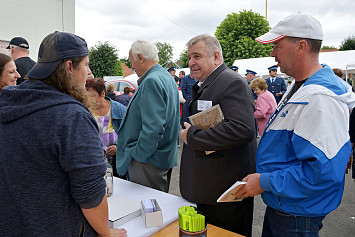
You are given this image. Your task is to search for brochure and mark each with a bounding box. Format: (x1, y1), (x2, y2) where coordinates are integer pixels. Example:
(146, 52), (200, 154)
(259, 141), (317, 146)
(189, 104), (223, 154)
(217, 181), (246, 203)
(189, 104), (223, 130)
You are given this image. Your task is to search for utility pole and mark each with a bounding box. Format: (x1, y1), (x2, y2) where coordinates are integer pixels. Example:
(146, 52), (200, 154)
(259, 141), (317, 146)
(265, 0), (268, 21)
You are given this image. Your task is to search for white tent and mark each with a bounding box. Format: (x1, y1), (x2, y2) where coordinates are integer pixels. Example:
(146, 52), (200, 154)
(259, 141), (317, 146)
(232, 57), (277, 78)
(233, 50), (355, 78)
(124, 73), (139, 82)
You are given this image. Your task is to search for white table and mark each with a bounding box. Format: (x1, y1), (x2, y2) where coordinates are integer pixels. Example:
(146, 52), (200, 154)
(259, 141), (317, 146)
(111, 177), (194, 236)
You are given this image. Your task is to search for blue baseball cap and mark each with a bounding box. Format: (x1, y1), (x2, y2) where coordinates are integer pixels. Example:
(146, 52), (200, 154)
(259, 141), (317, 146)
(268, 65), (278, 71)
(245, 69), (257, 75)
(167, 66), (176, 72)
(27, 31), (89, 79)
(230, 66), (239, 71)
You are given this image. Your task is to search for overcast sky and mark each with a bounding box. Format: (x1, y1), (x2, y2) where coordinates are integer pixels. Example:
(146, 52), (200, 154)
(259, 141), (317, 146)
(75, 0), (355, 61)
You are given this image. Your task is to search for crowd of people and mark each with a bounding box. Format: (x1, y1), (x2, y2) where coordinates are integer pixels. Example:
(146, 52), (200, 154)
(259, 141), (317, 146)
(0, 12), (354, 237)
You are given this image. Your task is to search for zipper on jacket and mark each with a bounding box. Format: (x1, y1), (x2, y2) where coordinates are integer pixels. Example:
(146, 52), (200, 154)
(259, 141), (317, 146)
(79, 222), (85, 237)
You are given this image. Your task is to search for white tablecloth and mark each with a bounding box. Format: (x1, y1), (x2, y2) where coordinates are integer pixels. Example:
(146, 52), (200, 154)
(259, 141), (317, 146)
(112, 177), (194, 236)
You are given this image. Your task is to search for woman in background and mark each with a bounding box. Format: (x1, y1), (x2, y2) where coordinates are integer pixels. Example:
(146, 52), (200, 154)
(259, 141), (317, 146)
(86, 78), (127, 178)
(106, 83), (118, 101)
(116, 86), (132, 106)
(0, 53), (20, 93)
(250, 78), (277, 136)
(175, 77), (186, 148)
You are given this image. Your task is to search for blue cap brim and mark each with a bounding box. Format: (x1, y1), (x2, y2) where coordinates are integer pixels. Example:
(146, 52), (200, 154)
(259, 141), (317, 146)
(27, 61), (61, 80)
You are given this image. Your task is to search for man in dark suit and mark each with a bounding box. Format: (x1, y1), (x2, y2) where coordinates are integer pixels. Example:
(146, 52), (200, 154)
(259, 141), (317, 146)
(180, 34), (256, 237)
(265, 65), (287, 103)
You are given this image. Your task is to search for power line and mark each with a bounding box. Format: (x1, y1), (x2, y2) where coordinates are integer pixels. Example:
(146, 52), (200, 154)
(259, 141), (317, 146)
(142, 0), (196, 35)
(62, 0), (65, 31)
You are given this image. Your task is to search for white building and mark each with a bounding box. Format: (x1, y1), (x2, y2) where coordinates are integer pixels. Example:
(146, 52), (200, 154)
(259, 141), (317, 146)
(0, 0), (75, 59)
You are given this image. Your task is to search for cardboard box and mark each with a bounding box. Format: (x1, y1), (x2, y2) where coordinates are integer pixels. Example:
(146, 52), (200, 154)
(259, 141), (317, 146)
(141, 199), (163, 228)
(107, 194), (142, 228)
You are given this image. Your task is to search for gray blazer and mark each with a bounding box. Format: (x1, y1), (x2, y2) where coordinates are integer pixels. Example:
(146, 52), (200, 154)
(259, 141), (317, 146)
(180, 63), (257, 205)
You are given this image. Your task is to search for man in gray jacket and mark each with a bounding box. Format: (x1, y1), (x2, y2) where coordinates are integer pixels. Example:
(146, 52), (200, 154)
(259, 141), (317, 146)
(180, 34), (256, 237)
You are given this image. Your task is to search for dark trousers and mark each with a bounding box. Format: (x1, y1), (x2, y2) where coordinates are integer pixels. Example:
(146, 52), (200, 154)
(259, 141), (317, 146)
(197, 197), (254, 237)
(182, 102), (190, 128)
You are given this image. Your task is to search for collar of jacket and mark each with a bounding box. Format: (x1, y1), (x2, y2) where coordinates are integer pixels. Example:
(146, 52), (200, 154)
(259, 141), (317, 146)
(137, 63), (160, 86)
(196, 63), (226, 93)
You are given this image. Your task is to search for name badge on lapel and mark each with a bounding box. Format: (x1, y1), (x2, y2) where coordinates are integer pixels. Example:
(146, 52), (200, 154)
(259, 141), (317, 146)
(197, 100), (212, 111)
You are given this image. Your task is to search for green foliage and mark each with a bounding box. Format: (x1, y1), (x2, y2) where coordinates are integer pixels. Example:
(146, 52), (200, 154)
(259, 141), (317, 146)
(340, 35), (355, 51)
(155, 41), (173, 65)
(321, 45), (337, 50)
(177, 48), (189, 68)
(89, 41), (123, 78)
(215, 10), (273, 66)
(120, 56), (132, 68)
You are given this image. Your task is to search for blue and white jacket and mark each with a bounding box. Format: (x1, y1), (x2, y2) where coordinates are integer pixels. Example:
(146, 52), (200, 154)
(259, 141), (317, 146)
(257, 65), (355, 217)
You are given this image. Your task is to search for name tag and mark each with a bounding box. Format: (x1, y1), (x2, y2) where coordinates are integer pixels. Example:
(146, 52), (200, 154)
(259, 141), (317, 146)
(197, 100), (212, 111)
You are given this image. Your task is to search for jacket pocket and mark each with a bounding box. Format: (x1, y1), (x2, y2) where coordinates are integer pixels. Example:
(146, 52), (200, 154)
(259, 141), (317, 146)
(205, 150), (226, 158)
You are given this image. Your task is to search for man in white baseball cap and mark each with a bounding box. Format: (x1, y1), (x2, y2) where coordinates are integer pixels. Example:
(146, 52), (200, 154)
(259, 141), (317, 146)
(236, 12), (355, 236)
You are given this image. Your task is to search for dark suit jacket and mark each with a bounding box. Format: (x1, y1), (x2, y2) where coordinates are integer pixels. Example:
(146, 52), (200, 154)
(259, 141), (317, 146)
(266, 76), (287, 104)
(180, 63), (256, 205)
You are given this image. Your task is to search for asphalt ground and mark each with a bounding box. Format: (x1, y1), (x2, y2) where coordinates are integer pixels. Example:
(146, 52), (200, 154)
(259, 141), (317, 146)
(169, 135), (355, 237)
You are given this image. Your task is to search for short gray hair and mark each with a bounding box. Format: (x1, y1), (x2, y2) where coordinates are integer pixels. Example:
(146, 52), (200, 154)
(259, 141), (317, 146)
(130, 40), (159, 62)
(186, 34), (223, 62)
(10, 44), (29, 53)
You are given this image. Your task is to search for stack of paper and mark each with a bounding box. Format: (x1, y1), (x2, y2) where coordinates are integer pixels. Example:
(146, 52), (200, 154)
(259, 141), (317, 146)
(141, 199), (156, 213)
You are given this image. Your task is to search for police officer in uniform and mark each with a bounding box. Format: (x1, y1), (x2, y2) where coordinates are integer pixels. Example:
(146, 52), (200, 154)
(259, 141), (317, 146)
(245, 69), (258, 100)
(168, 66), (180, 83)
(180, 73), (198, 128)
(265, 65), (287, 104)
(230, 65), (239, 72)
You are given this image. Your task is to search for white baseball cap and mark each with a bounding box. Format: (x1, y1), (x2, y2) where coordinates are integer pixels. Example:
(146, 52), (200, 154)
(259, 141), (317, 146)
(255, 12), (323, 44)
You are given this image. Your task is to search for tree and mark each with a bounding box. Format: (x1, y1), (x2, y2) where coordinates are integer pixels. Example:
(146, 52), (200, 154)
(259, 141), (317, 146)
(89, 41), (123, 78)
(155, 41), (173, 66)
(177, 48), (188, 68)
(321, 45), (337, 50)
(215, 10), (273, 67)
(340, 35), (355, 51)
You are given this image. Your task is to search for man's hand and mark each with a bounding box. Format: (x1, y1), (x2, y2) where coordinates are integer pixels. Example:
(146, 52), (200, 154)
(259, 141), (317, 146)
(181, 122), (191, 144)
(235, 173), (264, 198)
(106, 145), (117, 156)
(276, 92), (283, 96)
(345, 156), (352, 174)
